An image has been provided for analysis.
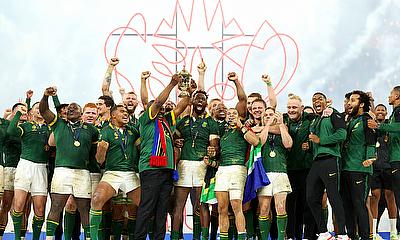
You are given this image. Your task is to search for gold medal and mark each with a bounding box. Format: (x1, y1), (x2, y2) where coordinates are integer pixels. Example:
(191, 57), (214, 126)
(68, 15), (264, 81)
(74, 141), (81, 147)
(269, 151), (276, 158)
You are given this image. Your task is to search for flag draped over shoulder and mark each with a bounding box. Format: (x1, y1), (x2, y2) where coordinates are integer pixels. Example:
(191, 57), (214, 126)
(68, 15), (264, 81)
(243, 143), (270, 203)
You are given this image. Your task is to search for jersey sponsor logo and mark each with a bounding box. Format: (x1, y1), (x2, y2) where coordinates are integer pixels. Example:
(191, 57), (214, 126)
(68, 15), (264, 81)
(352, 122), (361, 131)
(202, 122), (208, 127)
(184, 119), (190, 126)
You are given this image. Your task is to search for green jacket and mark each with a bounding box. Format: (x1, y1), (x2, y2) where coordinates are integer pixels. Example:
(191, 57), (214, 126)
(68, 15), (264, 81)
(310, 108), (347, 160)
(342, 113), (376, 174)
(379, 106), (400, 163)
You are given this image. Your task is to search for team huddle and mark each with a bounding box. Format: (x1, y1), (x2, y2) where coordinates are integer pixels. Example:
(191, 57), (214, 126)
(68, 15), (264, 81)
(0, 57), (399, 240)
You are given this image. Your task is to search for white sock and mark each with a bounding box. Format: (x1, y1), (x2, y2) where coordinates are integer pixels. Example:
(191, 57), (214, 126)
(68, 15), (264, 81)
(390, 218), (397, 233)
(373, 219), (377, 235)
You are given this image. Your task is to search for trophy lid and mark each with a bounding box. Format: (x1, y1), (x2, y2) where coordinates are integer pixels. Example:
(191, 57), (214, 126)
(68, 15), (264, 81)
(177, 65), (192, 79)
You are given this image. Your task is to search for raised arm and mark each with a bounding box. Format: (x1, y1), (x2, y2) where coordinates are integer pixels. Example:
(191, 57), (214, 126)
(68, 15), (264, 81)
(238, 119), (259, 146)
(48, 132), (56, 146)
(262, 74), (277, 109)
(101, 57), (119, 98)
(25, 90), (33, 110)
(52, 94), (61, 108)
(197, 59), (206, 91)
(140, 71), (150, 109)
(3, 109), (12, 120)
(258, 116), (276, 145)
(227, 72), (247, 118)
(39, 87), (57, 124)
(276, 113), (293, 148)
(7, 108), (26, 137)
(150, 74), (182, 119)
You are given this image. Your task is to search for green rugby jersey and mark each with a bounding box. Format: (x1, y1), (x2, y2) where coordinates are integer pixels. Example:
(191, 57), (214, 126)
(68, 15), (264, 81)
(4, 131), (21, 168)
(342, 113), (376, 174)
(0, 118), (8, 166)
(138, 106), (176, 173)
(378, 106), (400, 163)
(49, 116), (99, 169)
(88, 122), (101, 173)
(8, 112), (51, 164)
(99, 123), (140, 172)
(219, 126), (248, 166)
(176, 114), (219, 161)
(309, 108), (347, 160)
(285, 112), (316, 170)
(88, 144), (101, 173)
(261, 133), (288, 173)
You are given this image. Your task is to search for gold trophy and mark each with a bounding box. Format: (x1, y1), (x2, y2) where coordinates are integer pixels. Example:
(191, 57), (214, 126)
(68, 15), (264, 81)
(177, 66), (191, 98)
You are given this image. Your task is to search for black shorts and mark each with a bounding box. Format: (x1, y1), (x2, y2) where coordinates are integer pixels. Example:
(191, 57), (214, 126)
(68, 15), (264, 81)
(369, 169), (392, 190)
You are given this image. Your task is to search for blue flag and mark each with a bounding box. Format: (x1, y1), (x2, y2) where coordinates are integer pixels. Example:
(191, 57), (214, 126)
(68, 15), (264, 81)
(243, 143), (270, 203)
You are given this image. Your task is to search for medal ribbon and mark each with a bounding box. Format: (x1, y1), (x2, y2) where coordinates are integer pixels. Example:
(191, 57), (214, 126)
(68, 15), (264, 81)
(268, 134), (276, 153)
(68, 122), (82, 143)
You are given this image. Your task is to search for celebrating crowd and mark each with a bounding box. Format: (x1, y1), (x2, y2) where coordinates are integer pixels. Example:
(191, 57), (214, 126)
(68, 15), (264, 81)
(0, 58), (399, 240)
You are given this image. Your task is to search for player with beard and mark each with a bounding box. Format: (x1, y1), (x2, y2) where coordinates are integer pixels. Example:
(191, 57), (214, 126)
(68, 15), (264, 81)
(368, 86), (400, 239)
(134, 74), (191, 240)
(8, 102), (50, 240)
(164, 100), (176, 113)
(340, 90), (376, 240)
(122, 91), (139, 125)
(284, 94), (318, 240)
(90, 105), (141, 240)
(257, 107), (293, 240)
(0, 103), (27, 239)
(369, 104), (398, 239)
(307, 92), (348, 240)
(39, 87), (99, 240)
(214, 103), (227, 125)
(172, 86), (220, 240)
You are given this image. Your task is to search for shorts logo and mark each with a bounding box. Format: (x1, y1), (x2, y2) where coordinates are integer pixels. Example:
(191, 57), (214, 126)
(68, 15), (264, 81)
(356, 180), (363, 184)
(328, 173), (336, 177)
(392, 169), (399, 174)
